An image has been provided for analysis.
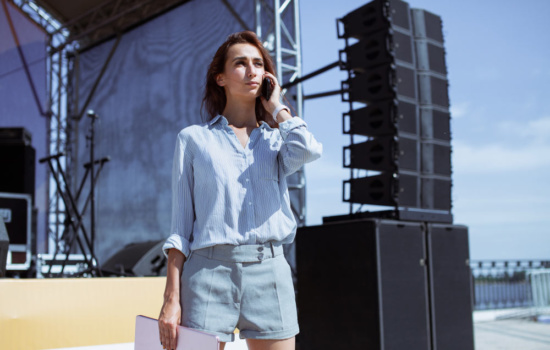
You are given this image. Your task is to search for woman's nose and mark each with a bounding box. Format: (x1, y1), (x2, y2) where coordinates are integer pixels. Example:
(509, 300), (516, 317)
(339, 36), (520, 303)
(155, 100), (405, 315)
(247, 63), (257, 77)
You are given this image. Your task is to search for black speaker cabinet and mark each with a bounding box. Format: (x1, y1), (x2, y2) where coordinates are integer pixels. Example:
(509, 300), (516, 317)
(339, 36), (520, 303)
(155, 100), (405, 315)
(297, 219), (430, 350)
(0, 143), (36, 203)
(427, 223), (474, 350)
(0, 217), (9, 277)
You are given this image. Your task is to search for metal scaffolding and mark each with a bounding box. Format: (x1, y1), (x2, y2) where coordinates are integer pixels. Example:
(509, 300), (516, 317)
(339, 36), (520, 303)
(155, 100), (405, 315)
(11, 0), (73, 256)
(254, 0), (306, 228)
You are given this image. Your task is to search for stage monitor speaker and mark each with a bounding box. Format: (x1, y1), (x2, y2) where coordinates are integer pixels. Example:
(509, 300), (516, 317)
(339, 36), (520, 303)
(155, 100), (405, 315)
(0, 192), (32, 271)
(297, 219), (430, 350)
(102, 240), (167, 276)
(0, 217), (9, 277)
(427, 223), (474, 350)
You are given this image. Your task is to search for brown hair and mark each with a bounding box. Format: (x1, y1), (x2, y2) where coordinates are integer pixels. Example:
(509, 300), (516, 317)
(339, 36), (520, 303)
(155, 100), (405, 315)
(201, 31), (278, 128)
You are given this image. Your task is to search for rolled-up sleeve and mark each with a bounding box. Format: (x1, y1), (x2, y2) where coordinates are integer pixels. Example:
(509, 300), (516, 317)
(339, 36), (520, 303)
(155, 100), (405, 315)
(278, 117), (323, 176)
(162, 132), (194, 258)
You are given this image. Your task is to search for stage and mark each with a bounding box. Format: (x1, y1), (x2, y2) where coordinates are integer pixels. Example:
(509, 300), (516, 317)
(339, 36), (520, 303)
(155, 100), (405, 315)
(0, 277), (165, 349)
(1, 277), (547, 350)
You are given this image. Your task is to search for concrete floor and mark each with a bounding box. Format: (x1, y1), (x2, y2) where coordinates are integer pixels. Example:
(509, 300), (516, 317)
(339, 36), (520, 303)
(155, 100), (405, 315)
(473, 309), (550, 350)
(474, 319), (550, 350)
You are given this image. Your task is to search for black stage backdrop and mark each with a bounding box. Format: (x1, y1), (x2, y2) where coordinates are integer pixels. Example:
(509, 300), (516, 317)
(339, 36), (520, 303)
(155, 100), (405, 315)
(73, 0), (299, 263)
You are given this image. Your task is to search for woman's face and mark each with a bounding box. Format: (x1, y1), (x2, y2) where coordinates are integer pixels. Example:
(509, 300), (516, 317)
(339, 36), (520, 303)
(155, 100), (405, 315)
(216, 43), (265, 101)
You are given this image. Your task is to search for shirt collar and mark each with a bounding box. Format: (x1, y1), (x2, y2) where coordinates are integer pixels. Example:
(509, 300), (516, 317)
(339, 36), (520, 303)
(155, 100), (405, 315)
(208, 115), (227, 126)
(209, 115), (272, 130)
(259, 120), (272, 130)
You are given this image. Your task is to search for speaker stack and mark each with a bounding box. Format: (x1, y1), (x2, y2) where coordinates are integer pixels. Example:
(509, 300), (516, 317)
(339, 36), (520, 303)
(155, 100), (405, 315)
(296, 1), (474, 349)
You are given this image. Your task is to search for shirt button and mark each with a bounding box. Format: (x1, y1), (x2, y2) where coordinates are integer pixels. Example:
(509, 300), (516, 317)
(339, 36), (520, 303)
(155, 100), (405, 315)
(248, 201), (252, 205)
(246, 178), (250, 182)
(258, 253), (264, 260)
(257, 247), (264, 252)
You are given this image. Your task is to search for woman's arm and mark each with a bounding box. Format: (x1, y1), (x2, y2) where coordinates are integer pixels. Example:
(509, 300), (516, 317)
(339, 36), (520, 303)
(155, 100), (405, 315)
(276, 116), (322, 176)
(261, 72), (323, 176)
(158, 248), (186, 350)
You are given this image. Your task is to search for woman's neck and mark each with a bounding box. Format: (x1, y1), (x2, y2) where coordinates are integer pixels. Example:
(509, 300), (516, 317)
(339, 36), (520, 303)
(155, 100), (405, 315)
(222, 98), (258, 128)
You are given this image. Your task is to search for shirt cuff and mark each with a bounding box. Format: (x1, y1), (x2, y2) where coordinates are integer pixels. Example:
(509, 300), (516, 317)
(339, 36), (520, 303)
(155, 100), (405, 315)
(162, 233), (191, 259)
(278, 117), (307, 140)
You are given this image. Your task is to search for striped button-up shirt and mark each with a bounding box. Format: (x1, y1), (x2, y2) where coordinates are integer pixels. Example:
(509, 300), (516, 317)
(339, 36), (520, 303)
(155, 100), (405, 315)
(163, 114), (323, 258)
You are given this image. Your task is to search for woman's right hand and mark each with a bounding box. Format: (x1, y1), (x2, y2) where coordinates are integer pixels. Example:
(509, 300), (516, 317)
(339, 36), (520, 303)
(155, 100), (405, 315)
(158, 297), (181, 350)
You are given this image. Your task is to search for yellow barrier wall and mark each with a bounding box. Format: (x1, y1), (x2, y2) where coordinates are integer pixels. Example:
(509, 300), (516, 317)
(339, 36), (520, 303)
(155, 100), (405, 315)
(0, 277), (166, 350)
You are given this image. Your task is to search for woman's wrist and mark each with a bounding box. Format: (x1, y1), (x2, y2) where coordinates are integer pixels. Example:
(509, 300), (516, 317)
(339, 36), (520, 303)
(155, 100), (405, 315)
(163, 292), (180, 303)
(272, 104), (291, 123)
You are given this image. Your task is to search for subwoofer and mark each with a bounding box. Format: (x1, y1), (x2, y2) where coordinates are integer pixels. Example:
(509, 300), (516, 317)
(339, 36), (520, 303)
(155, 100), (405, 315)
(297, 219), (430, 350)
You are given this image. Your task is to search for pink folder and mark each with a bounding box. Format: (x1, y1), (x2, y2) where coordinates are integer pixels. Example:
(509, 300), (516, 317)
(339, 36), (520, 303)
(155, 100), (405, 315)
(135, 315), (220, 350)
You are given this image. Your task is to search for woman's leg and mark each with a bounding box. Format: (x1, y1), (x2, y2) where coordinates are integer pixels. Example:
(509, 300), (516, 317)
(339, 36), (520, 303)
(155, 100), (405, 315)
(220, 342), (226, 350)
(245, 337), (295, 350)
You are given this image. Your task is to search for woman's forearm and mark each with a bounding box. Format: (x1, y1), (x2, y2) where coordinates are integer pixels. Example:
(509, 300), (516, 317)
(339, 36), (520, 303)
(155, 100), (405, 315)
(163, 248), (186, 302)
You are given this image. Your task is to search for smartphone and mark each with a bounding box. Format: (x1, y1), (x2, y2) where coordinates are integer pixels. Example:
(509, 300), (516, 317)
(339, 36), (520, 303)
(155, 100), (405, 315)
(262, 77), (273, 100)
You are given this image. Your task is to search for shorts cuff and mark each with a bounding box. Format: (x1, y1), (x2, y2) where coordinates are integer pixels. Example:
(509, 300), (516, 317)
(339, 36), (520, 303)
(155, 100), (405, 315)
(186, 327), (235, 343)
(239, 325), (299, 340)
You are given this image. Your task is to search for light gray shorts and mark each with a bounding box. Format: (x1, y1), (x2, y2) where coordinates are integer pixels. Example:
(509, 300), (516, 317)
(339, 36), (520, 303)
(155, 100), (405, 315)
(180, 241), (299, 342)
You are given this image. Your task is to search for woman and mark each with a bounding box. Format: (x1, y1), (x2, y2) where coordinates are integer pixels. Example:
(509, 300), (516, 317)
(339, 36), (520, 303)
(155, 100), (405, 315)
(158, 31), (322, 350)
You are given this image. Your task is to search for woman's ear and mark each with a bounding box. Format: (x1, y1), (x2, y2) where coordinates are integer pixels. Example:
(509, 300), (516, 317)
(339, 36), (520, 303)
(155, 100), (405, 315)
(216, 74), (225, 87)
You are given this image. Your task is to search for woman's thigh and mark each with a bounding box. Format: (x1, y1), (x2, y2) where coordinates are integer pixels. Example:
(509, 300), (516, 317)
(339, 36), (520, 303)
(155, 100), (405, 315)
(246, 337), (295, 350)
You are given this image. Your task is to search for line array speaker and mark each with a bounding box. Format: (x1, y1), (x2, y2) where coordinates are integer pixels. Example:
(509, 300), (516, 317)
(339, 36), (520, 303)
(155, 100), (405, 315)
(335, 0), (453, 220)
(338, 0), (422, 210)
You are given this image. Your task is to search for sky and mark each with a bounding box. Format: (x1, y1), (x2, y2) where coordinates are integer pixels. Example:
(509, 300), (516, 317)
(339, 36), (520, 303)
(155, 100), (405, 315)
(298, 0), (550, 260)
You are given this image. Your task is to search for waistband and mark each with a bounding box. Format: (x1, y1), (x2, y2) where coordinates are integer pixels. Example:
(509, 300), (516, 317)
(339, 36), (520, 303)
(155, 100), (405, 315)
(192, 241), (284, 263)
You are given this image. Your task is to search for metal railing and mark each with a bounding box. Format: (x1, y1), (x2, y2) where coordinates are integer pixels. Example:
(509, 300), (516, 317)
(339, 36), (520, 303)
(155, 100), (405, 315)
(470, 260), (550, 310)
(529, 269), (550, 311)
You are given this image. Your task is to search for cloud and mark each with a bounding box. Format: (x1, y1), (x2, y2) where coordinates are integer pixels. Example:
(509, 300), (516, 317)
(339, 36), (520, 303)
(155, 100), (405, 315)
(450, 101), (470, 118)
(520, 116), (550, 141)
(305, 156), (347, 181)
(453, 141), (550, 174)
(453, 116), (550, 174)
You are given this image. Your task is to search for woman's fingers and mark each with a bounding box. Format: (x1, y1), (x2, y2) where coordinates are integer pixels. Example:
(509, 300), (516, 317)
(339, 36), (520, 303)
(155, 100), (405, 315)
(168, 322), (178, 350)
(262, 71), (284, 114)
(159, 319), (178, 350)
(263, 71), (278, 86)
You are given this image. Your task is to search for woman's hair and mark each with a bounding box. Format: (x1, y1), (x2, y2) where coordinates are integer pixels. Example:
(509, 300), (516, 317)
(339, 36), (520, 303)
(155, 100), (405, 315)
(201, 31), (278, 128)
